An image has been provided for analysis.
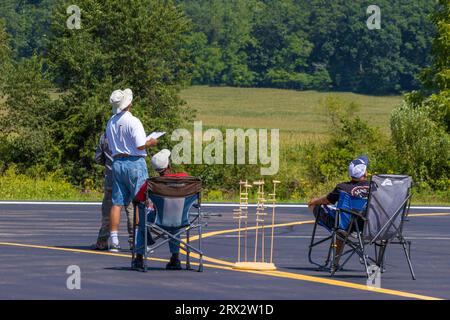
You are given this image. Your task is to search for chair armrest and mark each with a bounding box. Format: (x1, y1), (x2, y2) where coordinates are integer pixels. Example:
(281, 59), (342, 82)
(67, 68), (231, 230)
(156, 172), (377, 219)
(189, 211), (222, 218)
(339, 208), (367, 221)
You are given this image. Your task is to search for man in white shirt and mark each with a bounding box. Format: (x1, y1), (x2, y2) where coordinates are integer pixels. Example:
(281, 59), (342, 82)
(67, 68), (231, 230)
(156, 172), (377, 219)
(105, 88), (157, 252)
(91, 133), (135, 251)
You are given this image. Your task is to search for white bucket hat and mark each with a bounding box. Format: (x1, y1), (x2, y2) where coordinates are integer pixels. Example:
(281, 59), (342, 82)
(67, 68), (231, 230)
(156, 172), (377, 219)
(151, 149), (171, 173)
(110, 88), (133, 114)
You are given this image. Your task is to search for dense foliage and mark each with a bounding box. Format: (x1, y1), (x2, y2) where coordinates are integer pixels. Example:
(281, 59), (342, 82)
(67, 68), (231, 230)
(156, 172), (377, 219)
(0, 0), (193, 187)
(391, 0), (450, 190)
(0, 0), (437, 94)
(0, 0), (53, 59)
(179, 0), (436, 94)
(0, 19), (11, 90)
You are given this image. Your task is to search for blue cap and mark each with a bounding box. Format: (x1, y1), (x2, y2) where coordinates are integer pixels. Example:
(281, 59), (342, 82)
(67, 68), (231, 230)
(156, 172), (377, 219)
(348, 155), (369, 179)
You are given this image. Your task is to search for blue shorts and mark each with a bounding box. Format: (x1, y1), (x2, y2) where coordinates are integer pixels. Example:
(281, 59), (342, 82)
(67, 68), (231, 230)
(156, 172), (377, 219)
(112, 157), (148, 206)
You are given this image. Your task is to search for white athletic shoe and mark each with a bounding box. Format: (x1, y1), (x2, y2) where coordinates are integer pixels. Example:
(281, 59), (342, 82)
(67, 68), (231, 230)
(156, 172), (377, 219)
(108, 238), (121, 252)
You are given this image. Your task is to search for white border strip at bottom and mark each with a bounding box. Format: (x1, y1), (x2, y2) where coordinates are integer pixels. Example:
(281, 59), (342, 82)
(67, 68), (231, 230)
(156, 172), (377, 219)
(0, 201), (449, 210)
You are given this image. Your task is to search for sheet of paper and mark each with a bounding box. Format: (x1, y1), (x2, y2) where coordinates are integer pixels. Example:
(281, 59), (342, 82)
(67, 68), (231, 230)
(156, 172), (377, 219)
(146, 132), (166, 141)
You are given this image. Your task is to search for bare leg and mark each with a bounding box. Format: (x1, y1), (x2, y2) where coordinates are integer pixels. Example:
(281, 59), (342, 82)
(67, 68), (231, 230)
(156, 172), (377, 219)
(110, 205), (123, 232)
(336, 239), (344, 257)
(125, 202), (135, 246)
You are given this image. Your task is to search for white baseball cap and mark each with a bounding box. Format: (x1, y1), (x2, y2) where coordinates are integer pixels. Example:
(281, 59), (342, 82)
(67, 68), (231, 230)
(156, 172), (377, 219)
(348, 156), (369, 179)
(151, 149), (171, 172)
(110, 88), (133, 114)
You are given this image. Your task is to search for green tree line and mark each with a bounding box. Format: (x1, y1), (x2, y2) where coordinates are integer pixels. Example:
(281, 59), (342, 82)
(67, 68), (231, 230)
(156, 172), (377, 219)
(0, 0), (437, 94)
(180, 0), (436, 94)
(0, 0), (193, 189)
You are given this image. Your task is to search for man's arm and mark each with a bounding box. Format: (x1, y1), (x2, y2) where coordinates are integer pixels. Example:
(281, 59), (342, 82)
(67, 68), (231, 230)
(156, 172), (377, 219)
(308, 195), (330, 210)
(137, 138), (158, 151)
(94, 135), (106, 165)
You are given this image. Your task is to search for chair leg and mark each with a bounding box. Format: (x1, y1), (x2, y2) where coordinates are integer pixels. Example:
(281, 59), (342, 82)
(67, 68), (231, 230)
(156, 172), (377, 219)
(354, 224), (369, 278)
(330, 212), (341, 277)
(198, 253), (204, 273)
(198, 211), (203, 272)
(131, 203), (137, 269)
(377, 242), (387, 273)
(142, 206), (148, 273)
(401, 238), (416, 280)
(361, 249), (369, 278)
(330, 233), (337, 276)
(308, 218), (332, 270)
(308, 219), (319, 263)
(186, 229), (192, 270)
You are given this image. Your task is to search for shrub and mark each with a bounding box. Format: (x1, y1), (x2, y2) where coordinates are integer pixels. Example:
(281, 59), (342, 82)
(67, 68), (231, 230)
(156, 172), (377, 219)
(302, 96), (399, 185)
(0, 166), (101, 201)
(391, 102), (450, 186)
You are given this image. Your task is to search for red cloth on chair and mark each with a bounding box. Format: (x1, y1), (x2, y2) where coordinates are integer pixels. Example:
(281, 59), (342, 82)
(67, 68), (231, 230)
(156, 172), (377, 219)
(134, 173), (190, 202)
(163, 173), (190, 178)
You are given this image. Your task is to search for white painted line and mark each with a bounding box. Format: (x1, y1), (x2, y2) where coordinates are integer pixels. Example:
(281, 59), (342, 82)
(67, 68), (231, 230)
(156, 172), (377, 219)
(0, 201), (102, 206)
(0, 201), (449, 210)
(408, 206), (450, 210)
(203, 203), (308, 208)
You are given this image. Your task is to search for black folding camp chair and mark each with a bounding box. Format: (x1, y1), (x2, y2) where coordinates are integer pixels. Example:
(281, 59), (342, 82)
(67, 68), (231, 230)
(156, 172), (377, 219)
(131, 176), (207, 272)
(308, 174), (416, 280)
(362, 174), (415, 280)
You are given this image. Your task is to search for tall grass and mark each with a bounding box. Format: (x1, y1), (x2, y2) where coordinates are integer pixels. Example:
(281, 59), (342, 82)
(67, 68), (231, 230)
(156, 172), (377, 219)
(181, 86), (403, 136)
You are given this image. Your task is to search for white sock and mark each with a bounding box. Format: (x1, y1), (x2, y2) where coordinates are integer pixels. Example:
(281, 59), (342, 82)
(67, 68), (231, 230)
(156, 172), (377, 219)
(110, 231), (119, 246)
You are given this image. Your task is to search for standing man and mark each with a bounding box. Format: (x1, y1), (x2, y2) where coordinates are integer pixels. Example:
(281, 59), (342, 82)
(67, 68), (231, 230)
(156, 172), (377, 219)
(106, 88), (157, 252)
(91, 132), (135, 251)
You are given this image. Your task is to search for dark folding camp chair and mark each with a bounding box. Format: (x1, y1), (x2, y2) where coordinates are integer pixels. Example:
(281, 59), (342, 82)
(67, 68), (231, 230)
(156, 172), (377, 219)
(131, 176), (206, 272)
(308, 174), (416, 280)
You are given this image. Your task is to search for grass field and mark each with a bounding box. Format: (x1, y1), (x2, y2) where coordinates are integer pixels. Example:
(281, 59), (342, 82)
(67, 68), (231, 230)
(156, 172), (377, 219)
(181, 86), (403, 140)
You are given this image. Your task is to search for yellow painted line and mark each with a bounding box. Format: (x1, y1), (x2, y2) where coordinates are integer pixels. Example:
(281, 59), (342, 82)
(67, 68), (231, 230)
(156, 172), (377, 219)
(181, 220), (315, 266)
(188, 252), (235, 267)
(0, 240), (442, 300)
(0, 241), (229, 270)
(189, 220), (315, 242)
(0, 242), (167, 263)
(258, 270), (441, 300)
(410, 213), (450, 217)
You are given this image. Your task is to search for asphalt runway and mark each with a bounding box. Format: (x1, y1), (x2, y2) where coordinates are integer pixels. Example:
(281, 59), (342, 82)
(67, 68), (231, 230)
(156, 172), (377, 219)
(0, 202), (449, 300)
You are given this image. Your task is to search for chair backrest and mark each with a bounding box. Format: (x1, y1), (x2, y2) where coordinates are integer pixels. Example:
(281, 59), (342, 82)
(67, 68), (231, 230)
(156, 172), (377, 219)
(147, 176), (202, 228)
(363, 174), (412, 241)
(337, 191), (367, 212)
(336, 191), (367, 230)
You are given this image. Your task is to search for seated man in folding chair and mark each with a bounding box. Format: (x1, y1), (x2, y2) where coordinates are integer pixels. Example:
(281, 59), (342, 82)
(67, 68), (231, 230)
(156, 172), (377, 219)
(308, 156), (370, 257)
(132, 149), (190, 271)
